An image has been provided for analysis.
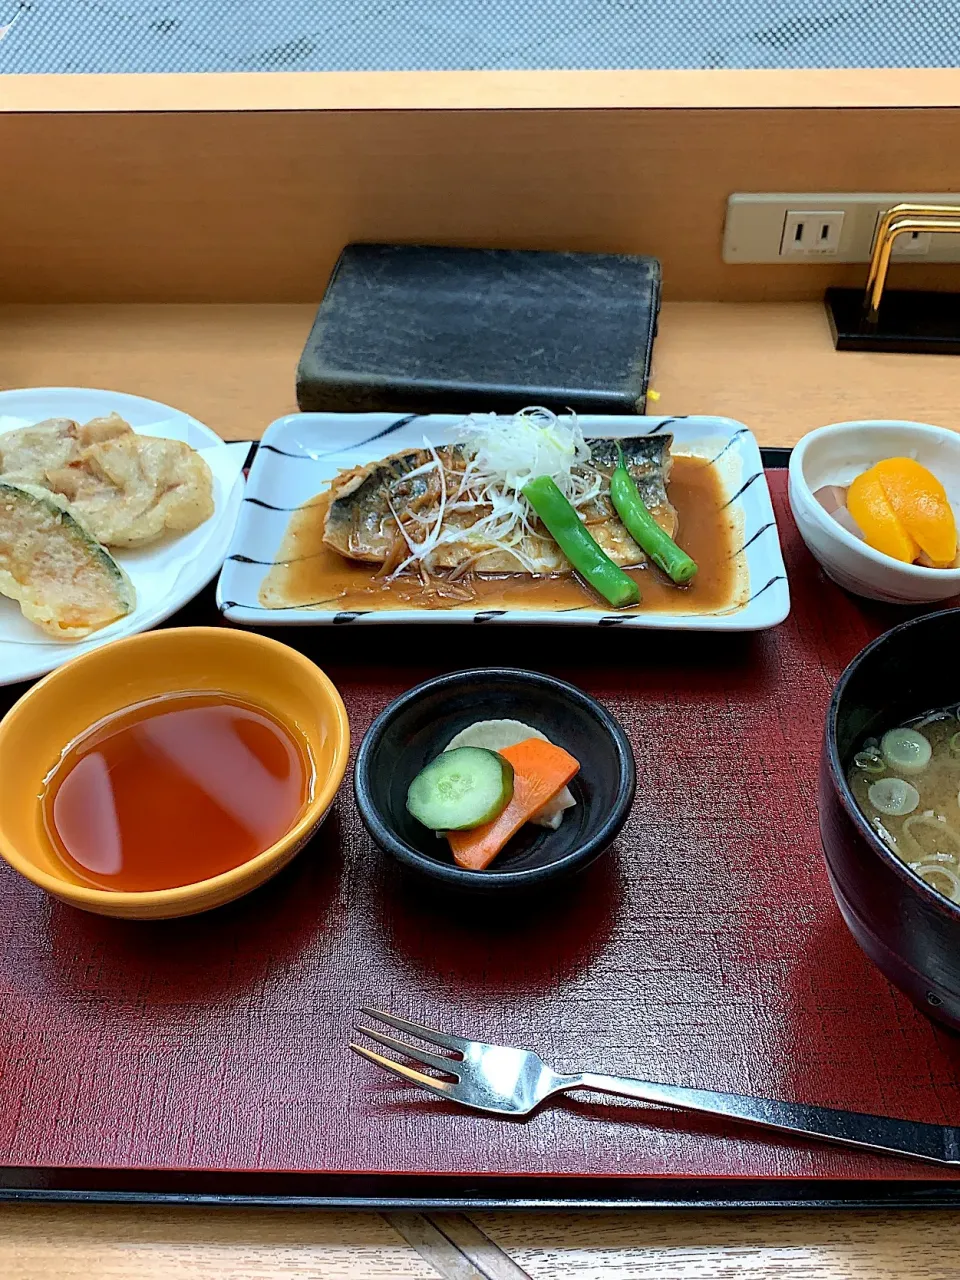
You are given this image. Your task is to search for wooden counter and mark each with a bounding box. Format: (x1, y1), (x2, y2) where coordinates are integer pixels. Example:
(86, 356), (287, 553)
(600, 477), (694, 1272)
(4, 300), (960, 442)
(4, 1201), (960, 1277)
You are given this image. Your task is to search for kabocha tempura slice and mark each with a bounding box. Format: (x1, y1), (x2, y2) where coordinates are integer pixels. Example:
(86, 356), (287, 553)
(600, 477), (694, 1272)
(0, 481), (135, 639)
(447, 737), (581, 870)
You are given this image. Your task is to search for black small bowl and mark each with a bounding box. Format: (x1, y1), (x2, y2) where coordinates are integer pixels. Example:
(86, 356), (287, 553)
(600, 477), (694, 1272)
(354, 667), (636, 893)
(821, 608), (960, 1028)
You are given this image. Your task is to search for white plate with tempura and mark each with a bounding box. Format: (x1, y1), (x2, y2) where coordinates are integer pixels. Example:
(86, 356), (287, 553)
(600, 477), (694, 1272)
(0, 388), (246, 685)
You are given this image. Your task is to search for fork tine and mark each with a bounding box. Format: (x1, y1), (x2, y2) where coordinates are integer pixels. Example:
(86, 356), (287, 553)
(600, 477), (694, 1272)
(360, 1006), (468, 1052)
(355, 1024), (461, 1077)
(350, 1042), (456, 1098)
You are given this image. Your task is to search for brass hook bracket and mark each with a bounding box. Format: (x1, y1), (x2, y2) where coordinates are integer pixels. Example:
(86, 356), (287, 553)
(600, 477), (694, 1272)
(826, 201), (960, 353)
(864, 203), (960, 324)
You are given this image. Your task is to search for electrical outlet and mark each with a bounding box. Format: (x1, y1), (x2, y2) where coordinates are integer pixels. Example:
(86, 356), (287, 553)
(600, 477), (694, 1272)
(891, 229), (933, 257)
(724, 192), (960, 264)
(780, 210), (845, 257)
(874, 214), (932, 258)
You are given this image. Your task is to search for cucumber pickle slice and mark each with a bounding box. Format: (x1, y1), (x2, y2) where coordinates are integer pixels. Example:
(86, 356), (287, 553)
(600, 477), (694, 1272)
(406, 746), (514, 831)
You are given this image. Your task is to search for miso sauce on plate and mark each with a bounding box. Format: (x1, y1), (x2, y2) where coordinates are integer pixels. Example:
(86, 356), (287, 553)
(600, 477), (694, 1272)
(42, 693), (312, 892)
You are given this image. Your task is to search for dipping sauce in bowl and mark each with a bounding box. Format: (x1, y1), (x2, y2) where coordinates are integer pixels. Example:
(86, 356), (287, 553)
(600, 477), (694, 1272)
(0, 627), (349, 919)
(42, 693), (313, 892)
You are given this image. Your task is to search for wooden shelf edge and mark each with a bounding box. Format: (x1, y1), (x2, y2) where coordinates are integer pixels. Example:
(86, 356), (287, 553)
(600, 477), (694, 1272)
(4, 69), (960, 114)
(5, 301), (960, 447)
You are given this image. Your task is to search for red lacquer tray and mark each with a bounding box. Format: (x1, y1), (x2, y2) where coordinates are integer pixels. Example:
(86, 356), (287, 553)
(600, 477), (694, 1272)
(3, 456), (960, 1210)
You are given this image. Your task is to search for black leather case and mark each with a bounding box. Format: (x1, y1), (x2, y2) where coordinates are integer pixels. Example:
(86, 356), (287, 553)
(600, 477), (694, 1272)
(296, 243), (661, 416)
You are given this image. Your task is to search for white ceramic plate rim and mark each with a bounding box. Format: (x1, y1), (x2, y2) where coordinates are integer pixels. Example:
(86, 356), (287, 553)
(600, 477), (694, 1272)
(219, 412), (790, 632)
(0, 387), (244, 686)
(789, 419), (960, 582)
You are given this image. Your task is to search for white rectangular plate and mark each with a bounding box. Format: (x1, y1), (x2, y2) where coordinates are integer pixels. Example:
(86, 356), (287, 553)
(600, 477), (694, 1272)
(218, 413), (790, 631)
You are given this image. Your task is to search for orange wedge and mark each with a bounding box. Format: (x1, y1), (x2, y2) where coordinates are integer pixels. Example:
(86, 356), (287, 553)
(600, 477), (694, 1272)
(873, 457), (957, 568)
(847, 469), (920, 564)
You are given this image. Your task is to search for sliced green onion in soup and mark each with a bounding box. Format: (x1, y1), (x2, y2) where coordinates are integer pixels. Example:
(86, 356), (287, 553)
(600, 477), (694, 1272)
(915, 711), (956, 728)
(901, 812), (960, 860)
(854, 748), (885, 774)
(872, 818), (898, 851)
(867, 777), (920, 816)
(881, 728), (932, 775)
(911, 862), (960, 904)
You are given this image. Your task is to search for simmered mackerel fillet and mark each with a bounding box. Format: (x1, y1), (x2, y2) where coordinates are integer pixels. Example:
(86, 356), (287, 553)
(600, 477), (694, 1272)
(0, 481), (136, 639)
(323, 436), (676, 575)
(0, 412), (214, 548)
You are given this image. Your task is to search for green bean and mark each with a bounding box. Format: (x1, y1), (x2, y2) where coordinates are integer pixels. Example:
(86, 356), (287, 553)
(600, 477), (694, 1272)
(522, 475), (641, 609)
(610, 445), (698, 585)
(854, 749), (885, 775)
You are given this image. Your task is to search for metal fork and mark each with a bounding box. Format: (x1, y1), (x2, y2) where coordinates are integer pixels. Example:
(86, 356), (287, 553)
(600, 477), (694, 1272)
(351, 1007), (960, 1166)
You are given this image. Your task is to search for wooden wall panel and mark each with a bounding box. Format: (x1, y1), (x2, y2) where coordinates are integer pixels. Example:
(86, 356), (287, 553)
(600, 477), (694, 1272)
(4, 100), (960, 304)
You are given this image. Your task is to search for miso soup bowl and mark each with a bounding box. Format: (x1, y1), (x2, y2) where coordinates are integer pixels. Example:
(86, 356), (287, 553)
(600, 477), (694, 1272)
(0, 628), (350, 920)
(820, 608), (960, 1028)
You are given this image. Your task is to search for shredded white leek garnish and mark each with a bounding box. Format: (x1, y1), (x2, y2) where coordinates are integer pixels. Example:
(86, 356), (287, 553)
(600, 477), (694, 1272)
(460, 406), (595, 498)
(385, 407), (598, 580)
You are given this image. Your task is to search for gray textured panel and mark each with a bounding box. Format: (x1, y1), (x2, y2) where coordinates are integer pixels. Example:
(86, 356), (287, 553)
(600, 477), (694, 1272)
(1, 0), (960, 72)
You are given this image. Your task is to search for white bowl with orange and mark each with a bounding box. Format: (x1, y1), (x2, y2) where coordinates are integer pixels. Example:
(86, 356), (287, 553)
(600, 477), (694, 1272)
(788, 420), (960, 604)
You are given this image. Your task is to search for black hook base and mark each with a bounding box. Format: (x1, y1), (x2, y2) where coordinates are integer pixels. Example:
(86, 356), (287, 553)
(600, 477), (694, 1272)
(826, 287), (960, 354)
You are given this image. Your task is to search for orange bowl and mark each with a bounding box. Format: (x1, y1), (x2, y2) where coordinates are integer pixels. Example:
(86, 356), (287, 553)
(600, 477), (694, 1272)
(0, 627), (350, 919)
